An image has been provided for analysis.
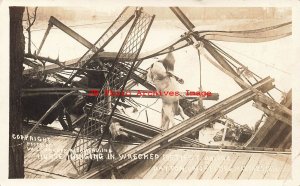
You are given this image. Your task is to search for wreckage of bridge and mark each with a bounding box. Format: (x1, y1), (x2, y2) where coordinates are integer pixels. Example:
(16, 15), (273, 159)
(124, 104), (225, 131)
(22, 7), (292, 179)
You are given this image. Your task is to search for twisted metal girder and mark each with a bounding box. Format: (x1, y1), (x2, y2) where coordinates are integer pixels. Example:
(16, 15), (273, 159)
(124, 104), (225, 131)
(68, 8), (155, 175)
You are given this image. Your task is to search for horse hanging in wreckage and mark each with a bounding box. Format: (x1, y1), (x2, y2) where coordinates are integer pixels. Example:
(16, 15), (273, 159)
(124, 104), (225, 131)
(147, 51), (189, 130)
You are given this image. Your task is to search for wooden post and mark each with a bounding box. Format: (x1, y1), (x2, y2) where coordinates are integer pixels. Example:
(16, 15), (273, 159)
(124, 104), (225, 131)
(9, 7), (25, 178)
(222, 120), (228, 142)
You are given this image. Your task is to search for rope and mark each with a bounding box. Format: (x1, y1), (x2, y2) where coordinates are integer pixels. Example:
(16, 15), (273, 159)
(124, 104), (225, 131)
(136, 98), (159, 119)
(31, 19), (127, 32)
(134, 99), (183, 122)
(197, 49), (204, 109)
(209, 41), (285, 96)
(211, 41), (291, 75)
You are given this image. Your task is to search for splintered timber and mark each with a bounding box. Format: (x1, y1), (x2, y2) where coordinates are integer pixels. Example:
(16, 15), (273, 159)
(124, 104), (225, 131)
(88, 89), (212, 97)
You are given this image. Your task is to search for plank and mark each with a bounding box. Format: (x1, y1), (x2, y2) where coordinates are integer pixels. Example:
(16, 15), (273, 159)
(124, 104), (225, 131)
(238, 153), (262, 179)
(55, 146), (76, 175)
(25, 167), (68, 179)
(264, 154), (288, 179)
(164, 149), (199, 179)
(57, 138), (81, 177)
(24, 129), (116, 178)
(122, 149), (166, 179)
(249, 154), (274, 179)
(188, 151), (219, 179)
(278, 157), (291, 180)
(24, 141), (39, 165)
(143, 149), (174, 179)
(264, 124), (288, 147)
(246, 117), (278, 147)
(164, 149), (193, 179)
(224, 153), (251, 179)
(278, 131), (291, 149)
(200, 151), (232, 179)
(153, 149), (186, 179)
(53, 159), (72, 175)
(59, 138), (79, 176)
(55, 152), (76, 175)
(24, 171), (36, 179)
(36, 136), (70, 171)
(24, 133), (51, 166)
(33, 174), (41, 178)
(176, 150), (206, 179)
(61, 161), (78, 178)
(25, 139), (49, 167)
(213, 152), (240, 179)
(27, 135), (74, 177)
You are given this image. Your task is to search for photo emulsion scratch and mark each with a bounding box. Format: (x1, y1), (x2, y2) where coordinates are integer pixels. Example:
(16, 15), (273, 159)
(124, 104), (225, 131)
(8, 6), (292, 179)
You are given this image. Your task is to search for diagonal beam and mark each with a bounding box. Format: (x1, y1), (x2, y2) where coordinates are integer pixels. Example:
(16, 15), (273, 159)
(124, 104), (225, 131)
(37, 16), (97, 54)
(170, 7), (195, 31)
(252, 102), (291, 126)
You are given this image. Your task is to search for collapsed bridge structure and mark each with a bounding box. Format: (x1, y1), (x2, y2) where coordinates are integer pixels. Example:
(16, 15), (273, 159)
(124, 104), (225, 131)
(22, 7), (292, 179)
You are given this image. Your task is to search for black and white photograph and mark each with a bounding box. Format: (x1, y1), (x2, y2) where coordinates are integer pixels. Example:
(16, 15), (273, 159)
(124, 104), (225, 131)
(3, 1), (298, 184)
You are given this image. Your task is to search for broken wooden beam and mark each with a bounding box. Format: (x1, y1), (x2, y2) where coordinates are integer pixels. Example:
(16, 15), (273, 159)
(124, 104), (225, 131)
(49, 16), (97, 51)
(252, 102), (291, 126)
(246, 89), (292, 148)
(170, 7), (195, 32)
(254, 94), (292, 117)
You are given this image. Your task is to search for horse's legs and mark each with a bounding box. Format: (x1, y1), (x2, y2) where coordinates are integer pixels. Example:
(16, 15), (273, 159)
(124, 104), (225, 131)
(161, 108), (169, 130)
(169, 112), (175, 128)
(163, 105), (174, 129)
